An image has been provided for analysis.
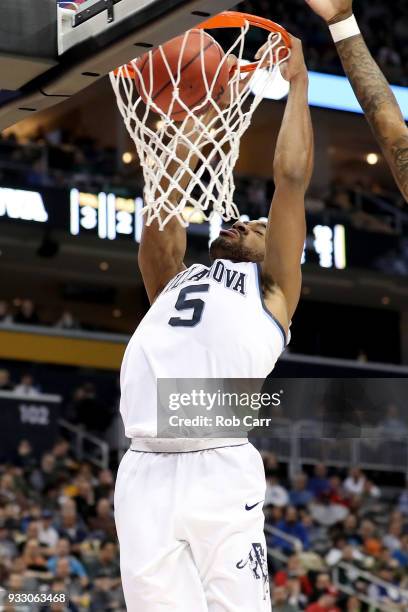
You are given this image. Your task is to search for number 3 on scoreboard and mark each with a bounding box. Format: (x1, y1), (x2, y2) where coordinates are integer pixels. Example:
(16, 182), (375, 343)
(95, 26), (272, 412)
(168, 284), (210, 327)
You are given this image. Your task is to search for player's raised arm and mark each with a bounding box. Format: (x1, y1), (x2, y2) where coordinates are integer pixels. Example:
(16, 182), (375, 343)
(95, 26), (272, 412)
(305, 0), (408, 201)
(138, 110), (216, 303)
(262, 37), (314, 321)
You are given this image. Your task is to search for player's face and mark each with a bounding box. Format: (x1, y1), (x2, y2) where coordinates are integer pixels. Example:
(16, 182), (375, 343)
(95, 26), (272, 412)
(209, 221), (266, 262)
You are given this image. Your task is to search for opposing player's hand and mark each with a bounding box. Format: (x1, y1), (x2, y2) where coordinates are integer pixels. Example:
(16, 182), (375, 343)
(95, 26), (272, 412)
(304, 0), (353, 24)
(278, 36), (308, 82)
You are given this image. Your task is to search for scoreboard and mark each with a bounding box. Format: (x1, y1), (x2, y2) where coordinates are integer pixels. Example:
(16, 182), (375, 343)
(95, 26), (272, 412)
(0, 183), (360, 272)
(70, 189), (144, 242)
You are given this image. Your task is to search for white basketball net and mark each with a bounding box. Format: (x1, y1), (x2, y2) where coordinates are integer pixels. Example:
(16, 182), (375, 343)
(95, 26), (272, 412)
(110, 20), (290, 229)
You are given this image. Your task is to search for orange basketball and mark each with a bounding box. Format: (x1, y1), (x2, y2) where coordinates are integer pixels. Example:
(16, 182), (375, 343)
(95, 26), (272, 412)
(134, 30), (229, 121)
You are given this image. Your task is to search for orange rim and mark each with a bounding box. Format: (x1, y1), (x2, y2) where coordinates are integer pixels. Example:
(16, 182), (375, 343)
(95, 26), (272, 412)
(197, 11), (291, 73)
(114, 11), (291, 77)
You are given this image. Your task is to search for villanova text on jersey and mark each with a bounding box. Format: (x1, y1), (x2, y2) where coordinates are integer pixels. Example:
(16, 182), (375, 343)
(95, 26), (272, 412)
(163, 261), (248, 296)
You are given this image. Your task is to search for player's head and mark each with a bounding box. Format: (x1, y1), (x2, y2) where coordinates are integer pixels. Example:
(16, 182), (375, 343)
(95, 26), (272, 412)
(209, 220), (267, 262)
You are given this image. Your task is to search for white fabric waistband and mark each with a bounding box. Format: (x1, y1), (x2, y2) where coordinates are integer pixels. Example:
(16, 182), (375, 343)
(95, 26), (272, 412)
(130, 438), (248, 453)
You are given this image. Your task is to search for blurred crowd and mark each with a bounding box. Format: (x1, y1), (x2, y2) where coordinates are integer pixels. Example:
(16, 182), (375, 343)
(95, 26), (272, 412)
(238, 0), (408, 86)
(0, 298), (113, 334)
(2, 438), (408, 610)
(0, 438), (123, 611)
(234, 175), (407, 237)
(262, 453), (408, 611)
(0, 370), (41, 398)
(0, 129), (131, 194)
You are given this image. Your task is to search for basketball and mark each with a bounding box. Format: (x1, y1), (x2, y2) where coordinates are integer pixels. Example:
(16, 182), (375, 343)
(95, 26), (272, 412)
(134, 30), (230, 121)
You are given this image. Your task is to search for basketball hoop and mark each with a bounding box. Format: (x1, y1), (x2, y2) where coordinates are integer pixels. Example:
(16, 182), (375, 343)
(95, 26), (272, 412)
(110, 11), (291, 229)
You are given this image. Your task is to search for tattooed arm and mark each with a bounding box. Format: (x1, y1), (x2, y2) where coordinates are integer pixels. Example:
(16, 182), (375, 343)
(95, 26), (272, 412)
(305, 0), (408, 201)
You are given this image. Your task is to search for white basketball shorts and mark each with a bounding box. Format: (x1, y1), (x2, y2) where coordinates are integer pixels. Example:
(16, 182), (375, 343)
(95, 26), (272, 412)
(114, 442), (271, 612)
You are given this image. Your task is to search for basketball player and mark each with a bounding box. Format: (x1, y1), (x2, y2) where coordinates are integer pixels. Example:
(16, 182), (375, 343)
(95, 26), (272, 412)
(305, 0), (408, 202)
(115, 36), (313, 611)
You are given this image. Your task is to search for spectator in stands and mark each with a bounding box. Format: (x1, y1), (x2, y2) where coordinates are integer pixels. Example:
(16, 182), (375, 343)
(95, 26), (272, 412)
(88, 498), (116, 540)
(27, 510), (45, 538)
(30, 453), (59, 493)
(337, 514), (362, 547)
(47, 538), (88, 586)
(53, 557), (89, 608)
(272, 507), (310, 552)
(85, 540), (120, 583)
(382, 520), (403, 552)
(306, 592), (340, 612)
(24, 518), (42, 542)
(68, 382), (113, 433)
(307, 464), (330, 498)
(264, 504), (284, 527)
(272, 585), (301, 612)
(90, 573), (125, 612)
(360, 519), (382, 559)
(397, 479), (408, 516)
(57, 500), (88, 549)
(9, 556), (40, 592)
(6, 571), (41, 607)
(289, 473), (314, 508)
(38, 510), (59, 552)
(54, 310), (80, 330)
(265, 475), (289, 508)
(0, 368), (14, 391)
(13, 299), (40, 325)
(343, 467), (366, 497)
(76, 462), (94, 481)
(39, 578), (78, 612)
(21, 538), (51, 577)
(345, 596), (363, 611)
(3, 502), (23, 533)
(14, 373), (40, 396)
(14, 439), (37, 473)
(72, 476), (95, 521)
(310, 573), (335, 602)
(0, 524), (18, 562)
(0, 472), (21, 505)
(52, 438), (77, 473)
(326, 476), (346, 507)
(262, 451), (285, 481)
(274, 554), (313, 601)
(310, 491), (349, 527)
(392, 533), (408, 567)
(378, 403), (408, 439)
(94, 469), (114, 502)
(326, 539), (364, 568)
(360, 478), (381, 503)
(0, 300), (13, 324)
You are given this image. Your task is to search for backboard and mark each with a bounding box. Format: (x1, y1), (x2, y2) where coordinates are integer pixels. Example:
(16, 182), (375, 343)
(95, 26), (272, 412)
(0, 0), (236, 131)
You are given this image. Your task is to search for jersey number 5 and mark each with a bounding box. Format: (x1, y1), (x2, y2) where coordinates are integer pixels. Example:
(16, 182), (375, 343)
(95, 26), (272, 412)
(168, 284), (210, 327)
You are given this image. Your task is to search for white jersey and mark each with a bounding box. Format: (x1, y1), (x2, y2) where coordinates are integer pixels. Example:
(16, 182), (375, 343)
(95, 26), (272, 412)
(120, 259), (287, 441)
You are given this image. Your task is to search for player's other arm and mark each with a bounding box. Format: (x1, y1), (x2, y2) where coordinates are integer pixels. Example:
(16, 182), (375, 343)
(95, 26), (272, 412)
(305, 0), (408, 201)
(262, 37), (314, 321)
(138, 115), (212, 303)
(138, 151), (187, 304)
